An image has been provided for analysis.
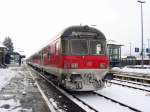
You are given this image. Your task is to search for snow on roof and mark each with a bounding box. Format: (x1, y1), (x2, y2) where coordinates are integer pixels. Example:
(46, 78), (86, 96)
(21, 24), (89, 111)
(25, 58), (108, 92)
(122, 56), (136, 59)
(107, 39), (123, 46)
(0, 42), (6, 48)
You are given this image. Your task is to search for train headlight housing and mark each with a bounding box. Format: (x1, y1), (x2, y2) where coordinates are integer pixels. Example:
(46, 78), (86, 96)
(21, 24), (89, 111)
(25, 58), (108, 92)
(100, 63), (105, 69)
(71, 63), (78, 69)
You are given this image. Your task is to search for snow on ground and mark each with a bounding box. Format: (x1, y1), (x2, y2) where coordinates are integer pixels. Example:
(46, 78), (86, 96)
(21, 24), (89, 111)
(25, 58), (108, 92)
(121, 66), (150, 75)
(0, 99), (32, 112)
(0, 68), (17, 91)
(75, 93), (134, 112)
(1, 66), (150, 112)
(0, 67), (33, 112)
(49, 98), (66, 112)
(112, 80), (150, 91)
(97, 84), (150, 112)
(0, 99), (21, 112)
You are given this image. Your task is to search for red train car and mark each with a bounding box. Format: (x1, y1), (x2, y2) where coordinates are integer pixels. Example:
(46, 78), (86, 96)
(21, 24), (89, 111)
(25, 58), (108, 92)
(28, 25), (110, 91)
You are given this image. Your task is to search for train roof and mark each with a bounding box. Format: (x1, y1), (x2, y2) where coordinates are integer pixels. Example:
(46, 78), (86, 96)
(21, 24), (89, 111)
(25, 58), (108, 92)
(27, 25), (106, 59)
(61, 25), (106, 40)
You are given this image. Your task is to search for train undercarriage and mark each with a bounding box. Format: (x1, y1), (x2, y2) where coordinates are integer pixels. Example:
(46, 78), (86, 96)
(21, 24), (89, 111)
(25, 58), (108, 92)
(29, 63), (112, 91)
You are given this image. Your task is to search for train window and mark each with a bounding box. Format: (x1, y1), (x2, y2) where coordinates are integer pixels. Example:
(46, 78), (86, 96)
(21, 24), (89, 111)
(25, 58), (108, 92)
(109, 48), (119, 60)
(55, 42), (59, 55)
(39, 50), (44, 59)
(47, 46), (51, 59)
(44, 47), (47, 54)
(71, 39), (88, 55)
(96, 44), (101, 54)
(90, 40), (105, 55)
(62, 40), (68, 54)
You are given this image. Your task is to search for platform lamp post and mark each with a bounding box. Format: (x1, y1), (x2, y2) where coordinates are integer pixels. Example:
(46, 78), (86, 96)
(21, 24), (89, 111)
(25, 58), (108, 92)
(129, 42), (132, 56)
(147, 39), (150, 64)
(138, 0), (145, 67)
(147, 39), (150, 51)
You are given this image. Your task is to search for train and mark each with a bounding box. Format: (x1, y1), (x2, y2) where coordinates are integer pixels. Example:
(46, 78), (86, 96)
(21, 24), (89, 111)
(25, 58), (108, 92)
(27, 25), (112, 91)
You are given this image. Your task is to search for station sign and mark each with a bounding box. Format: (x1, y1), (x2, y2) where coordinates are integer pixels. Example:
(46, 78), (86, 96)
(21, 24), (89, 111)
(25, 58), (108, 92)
(146, 48), (150, 53)
(135, 48), (139, 52)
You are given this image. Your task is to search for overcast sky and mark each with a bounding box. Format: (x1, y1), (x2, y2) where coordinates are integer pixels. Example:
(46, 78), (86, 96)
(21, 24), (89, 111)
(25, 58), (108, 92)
(0, 0), (150, 57)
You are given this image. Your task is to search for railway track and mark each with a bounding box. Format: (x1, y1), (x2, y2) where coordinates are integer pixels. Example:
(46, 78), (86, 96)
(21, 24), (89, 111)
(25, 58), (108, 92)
(27, 65), (96, 112)
(67, 92), (99, 112)
(113, 78), (150, 88)
(92, 92), (142, 112)
(27, 65), (143, 112)
(72, 91), (141, 112)
(109, 79), (150, 93)
(113, 72), (150, 84)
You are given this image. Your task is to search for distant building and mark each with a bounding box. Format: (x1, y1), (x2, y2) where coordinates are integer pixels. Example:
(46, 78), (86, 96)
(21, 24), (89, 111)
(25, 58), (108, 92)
(0, 42), (7, 65)
(107, 40), (123, 67)
(6, 52), (25, 66)
(121, 56), (137, 66)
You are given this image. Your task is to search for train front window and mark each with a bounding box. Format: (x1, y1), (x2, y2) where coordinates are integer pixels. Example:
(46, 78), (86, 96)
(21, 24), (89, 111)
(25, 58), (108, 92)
(62, 39), (69, 54)
(90, 40), (105, 55)
(71, 39), (88, 55)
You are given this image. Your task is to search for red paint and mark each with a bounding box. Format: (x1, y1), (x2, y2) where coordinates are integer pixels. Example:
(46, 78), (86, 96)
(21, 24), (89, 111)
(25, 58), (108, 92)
(28, 26), (109, 72)
(29, 41), (109, 70)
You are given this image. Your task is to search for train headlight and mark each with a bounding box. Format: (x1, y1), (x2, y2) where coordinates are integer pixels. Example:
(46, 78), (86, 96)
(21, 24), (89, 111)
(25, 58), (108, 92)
(71, 63), (78, 69)
(100, 63), (105, 69)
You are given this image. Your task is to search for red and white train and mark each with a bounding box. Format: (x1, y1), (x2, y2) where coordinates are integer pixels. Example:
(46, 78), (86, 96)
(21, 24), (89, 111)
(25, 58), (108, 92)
(27, 25), (111, 91)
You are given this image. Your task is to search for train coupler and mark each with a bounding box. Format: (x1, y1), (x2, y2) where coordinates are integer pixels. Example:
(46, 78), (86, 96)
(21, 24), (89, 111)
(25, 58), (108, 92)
(103, 73), (114, 81)
(103, 73), (114, 87)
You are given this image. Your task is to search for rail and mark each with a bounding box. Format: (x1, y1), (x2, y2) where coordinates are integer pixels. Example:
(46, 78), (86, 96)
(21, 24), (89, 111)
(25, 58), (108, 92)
(113, 73), (150, 84)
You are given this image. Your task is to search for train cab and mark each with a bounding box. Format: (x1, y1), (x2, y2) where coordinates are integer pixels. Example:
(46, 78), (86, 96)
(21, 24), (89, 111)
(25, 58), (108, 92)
(59, 26), (109, 91)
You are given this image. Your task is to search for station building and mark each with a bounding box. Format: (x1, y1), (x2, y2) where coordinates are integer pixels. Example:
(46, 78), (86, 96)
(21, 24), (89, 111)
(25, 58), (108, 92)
(0, 43), (7, 65)
(107, 40), (123, 67)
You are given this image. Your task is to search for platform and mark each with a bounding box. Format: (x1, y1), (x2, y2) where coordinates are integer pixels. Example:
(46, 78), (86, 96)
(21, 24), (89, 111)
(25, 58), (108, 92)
(0, 65), (50, 112)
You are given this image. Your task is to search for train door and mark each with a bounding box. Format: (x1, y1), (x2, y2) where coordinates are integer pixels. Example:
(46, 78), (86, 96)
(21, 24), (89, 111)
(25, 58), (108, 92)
(47, 46), (51, 65)
(40, 49), (44, 69)
(54, 40), (60, 75)
(55, 41), (59, 64)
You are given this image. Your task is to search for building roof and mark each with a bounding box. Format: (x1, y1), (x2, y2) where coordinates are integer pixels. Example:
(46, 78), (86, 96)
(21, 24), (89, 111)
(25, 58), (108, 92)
(107, 39), (124, 46)
(0, 42), (6, 48)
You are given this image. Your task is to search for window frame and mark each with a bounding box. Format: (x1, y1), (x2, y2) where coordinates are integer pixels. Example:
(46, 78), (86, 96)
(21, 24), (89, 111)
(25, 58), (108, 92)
(89, 40), (106, 55)
(70, 39), (89, 55)
(47, 46), (51, 60)
(61, 39), (69, 55)
(55, 41), (59, 55)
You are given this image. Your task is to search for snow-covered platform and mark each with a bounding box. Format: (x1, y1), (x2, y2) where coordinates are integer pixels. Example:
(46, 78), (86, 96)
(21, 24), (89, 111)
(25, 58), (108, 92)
(122, 65), (150, 74)
(0, 65), (50, 112)
(112, 65), (150, 77)
(111, 65), (150, 85)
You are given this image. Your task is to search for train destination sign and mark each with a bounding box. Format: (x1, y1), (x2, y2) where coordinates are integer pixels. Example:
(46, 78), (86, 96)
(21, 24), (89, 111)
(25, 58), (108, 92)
(71, 31), (97, 36)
